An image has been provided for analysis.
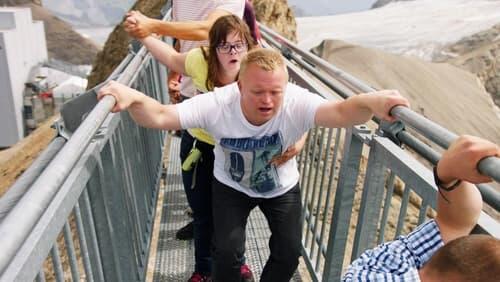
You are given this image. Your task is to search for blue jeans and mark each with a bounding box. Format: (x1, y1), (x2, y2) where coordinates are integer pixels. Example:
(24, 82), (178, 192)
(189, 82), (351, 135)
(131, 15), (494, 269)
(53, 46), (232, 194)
(180, 132), (215, 275)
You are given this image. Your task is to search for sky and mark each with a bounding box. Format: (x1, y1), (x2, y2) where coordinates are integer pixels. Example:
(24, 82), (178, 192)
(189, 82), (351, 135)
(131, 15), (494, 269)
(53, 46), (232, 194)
(287, 0), (378, 17)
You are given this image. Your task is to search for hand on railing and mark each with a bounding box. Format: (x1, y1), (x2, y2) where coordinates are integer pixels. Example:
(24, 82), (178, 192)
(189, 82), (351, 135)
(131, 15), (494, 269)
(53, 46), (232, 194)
(363, 90), (410, 123)
(124, 10), (155, 38)
(97, 81), (142, 112)
(438, 135), (500, 185)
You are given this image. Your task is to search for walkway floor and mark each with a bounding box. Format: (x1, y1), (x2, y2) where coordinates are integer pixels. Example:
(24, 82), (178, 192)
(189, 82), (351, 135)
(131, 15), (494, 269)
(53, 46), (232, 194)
(152, 135), (302, 281)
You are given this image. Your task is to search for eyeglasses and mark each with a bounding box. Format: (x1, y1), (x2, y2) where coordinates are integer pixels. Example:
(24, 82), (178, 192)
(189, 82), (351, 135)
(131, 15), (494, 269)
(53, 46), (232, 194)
(216, 41), (248, 54)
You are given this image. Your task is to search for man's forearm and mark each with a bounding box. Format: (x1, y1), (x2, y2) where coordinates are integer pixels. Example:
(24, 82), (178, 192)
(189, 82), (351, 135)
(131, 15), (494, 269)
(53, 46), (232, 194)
(337, 94), (374, 126)
(153, 20), (210, 41)
(316, 94), (373, 128)
(432, 135), (498, 242)
(435, 181), (482, 243)
(128, 94), (181, 130)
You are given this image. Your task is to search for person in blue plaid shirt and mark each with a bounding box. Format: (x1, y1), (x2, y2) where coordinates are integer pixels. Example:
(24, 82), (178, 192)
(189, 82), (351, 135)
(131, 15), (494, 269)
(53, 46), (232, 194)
(344, 135), (500, 281)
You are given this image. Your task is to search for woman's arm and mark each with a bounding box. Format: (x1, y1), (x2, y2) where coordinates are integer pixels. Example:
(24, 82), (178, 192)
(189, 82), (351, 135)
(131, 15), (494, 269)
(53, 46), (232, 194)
(139, 36), (188, 75)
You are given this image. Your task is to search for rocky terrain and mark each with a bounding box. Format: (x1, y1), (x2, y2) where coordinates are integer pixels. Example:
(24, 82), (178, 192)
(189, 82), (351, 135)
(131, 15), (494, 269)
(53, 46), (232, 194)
(435, 24), (500, 107)
(371, 0), (414, 9)
(253, 0), (297, 42)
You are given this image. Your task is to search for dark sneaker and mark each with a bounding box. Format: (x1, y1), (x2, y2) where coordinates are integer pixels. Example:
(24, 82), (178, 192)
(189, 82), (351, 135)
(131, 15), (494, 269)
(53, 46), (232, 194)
(188, 272), (211, 282)
(240, 264), (255, 282)
(176, 221), (194, 240)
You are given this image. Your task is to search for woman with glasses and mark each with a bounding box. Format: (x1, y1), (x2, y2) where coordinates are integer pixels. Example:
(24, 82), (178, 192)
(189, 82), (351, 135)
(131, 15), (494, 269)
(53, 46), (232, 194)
(138, 15), (304, 282)
(138, 15), (256, 282)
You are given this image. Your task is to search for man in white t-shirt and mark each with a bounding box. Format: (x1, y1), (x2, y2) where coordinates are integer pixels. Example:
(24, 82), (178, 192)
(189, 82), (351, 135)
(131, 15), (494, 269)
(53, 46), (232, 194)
(98, 48), (410, 281)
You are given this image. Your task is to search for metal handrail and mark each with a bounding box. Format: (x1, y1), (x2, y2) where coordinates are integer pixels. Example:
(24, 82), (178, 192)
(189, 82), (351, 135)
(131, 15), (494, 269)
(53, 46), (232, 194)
(0, 35), (152, 277)
(0, 49), (135, 224)
(259, 23), (500, 201)
(0, 137), (66, 223)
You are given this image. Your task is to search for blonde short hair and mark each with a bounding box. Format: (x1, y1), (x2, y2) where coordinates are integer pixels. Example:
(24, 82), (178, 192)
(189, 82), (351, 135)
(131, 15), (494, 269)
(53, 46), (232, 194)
(238, 48), (288, 80)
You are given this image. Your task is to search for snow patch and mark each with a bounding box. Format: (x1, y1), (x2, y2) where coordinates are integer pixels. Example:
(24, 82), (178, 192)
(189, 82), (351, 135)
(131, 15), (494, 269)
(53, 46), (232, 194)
(296, 0), (500, 60)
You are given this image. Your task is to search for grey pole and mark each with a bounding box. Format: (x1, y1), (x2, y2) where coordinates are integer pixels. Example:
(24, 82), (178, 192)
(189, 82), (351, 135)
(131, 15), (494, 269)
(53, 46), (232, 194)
(0, 46), (148, 275)
(391, 105), (500, 183)
(0, 137), (66, 223)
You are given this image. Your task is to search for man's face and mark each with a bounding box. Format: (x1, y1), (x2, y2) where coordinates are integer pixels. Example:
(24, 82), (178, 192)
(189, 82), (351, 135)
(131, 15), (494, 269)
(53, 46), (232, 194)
(238, 63), (287, 126)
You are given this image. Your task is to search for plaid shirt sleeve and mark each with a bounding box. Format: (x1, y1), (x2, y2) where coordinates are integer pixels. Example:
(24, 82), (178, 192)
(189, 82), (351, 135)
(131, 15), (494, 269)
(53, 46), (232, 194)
(343, 220), (444, 282)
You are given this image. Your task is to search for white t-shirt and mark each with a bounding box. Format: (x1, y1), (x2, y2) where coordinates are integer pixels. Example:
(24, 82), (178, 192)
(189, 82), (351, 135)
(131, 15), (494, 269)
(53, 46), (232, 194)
(172, 0), (245, 97)
(177, 82), (326, 198)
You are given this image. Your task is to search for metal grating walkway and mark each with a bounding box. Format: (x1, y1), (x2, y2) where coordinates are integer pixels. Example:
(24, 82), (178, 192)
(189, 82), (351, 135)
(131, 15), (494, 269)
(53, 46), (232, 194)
(153, 135), (302, 281)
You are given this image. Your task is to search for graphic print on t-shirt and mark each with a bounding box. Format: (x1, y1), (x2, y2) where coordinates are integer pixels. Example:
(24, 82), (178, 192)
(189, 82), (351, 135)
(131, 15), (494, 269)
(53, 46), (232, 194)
(220, 133), (283, 193)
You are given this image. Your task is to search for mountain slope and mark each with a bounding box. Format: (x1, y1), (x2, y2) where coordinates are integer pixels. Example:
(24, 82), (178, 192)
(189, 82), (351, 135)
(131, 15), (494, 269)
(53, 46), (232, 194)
(29, 3), (100, 65)
(314, 40), (500, 143)
(435, 24), (500, 107)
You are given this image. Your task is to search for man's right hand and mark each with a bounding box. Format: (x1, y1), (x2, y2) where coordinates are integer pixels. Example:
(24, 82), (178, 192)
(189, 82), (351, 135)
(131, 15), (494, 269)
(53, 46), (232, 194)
(97, 81), (142, 113)
(437, 135), (500, 184)
(364, 90), (410, 122)
(124, 10), (155, 38)
(168, 72), (182, 104)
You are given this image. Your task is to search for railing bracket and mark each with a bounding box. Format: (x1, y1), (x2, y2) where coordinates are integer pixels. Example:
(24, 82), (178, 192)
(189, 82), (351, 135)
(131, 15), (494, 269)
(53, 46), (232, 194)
(281, 46), (293, 60)
(353, 125), (372, 144)
(52, 118), (72, 140)
(378, 120), (405, 146)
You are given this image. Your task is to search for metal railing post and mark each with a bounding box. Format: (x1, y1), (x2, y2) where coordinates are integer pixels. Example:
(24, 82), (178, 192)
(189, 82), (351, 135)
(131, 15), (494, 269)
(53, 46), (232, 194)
(351, 138), (387, 259)
(322, 127), (365, 281)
